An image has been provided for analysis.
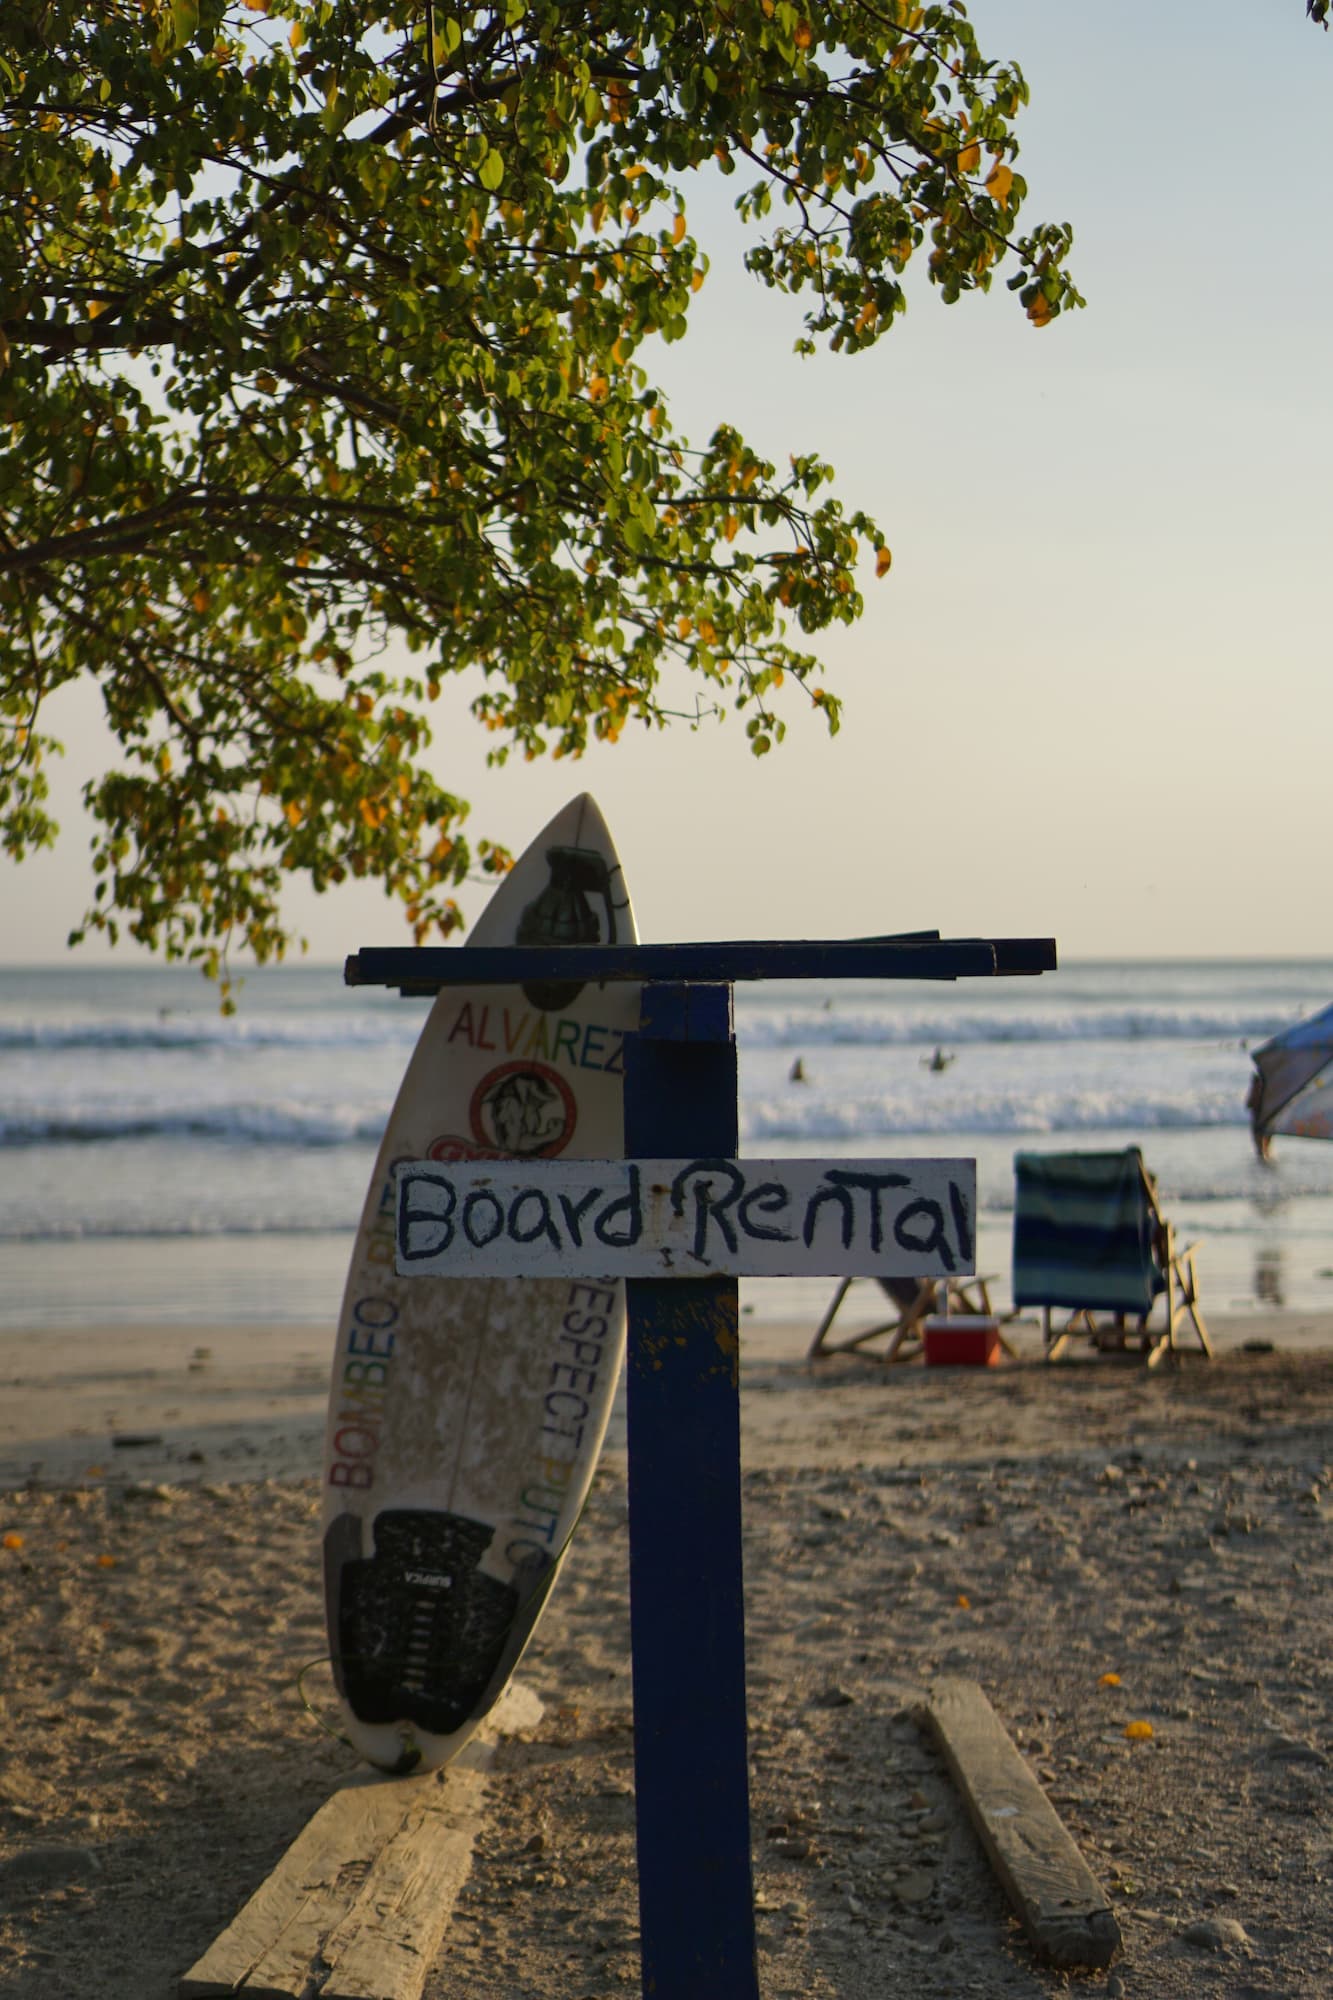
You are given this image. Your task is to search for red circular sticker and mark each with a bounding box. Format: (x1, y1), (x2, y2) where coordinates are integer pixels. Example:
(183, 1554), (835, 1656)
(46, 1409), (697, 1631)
(468, 1061), (578, 1158)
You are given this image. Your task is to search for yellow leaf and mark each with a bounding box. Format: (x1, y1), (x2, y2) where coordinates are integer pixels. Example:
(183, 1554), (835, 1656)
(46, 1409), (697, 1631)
(875, 545), (892, 577)
(1099, 1672), (1121, 1687)
(794, 19), (813, 49)
(672, 211), (686, 244)
(722, 515), (738, 543)
(87, 299), (110, 320)
(956, 1593), (971, 1609)
(985, 161), (1014, 208)
(1027, 293), (1053, 328)
(254, 370), (277, 394)
(96, 1554), (117, 1569)
(191, 589), (210, 613)
(284, 801), (302, 827)
(1124, 1720), (1154, 1741)
(691, 268), (704, 292)
(958, 140), (980, 174)
(2, 1533), (22, 1550)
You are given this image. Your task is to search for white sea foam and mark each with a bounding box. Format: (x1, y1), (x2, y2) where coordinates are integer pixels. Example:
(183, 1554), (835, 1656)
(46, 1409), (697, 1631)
(4, 961), (1333, 1317)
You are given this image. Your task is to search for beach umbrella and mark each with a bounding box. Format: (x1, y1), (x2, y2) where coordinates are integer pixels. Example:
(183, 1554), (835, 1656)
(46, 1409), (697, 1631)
(1247, 1002), (1333, 1156)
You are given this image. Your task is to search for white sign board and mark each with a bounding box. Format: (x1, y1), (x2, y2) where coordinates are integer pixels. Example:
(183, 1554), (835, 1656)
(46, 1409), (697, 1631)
(395, 1157), (975, 1280)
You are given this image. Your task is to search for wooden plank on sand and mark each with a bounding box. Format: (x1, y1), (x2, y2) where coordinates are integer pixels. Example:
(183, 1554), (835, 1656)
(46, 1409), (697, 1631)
(179, 1682), (543, 2000)
(920, 1676), (1121, 1971)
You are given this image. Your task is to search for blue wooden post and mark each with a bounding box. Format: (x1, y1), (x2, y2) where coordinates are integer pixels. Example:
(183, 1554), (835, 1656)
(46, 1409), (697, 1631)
(623, 982), (759, 2000)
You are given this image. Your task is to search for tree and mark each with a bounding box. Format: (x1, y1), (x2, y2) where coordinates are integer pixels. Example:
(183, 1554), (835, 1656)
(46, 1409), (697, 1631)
(0, 0), (1080, 986)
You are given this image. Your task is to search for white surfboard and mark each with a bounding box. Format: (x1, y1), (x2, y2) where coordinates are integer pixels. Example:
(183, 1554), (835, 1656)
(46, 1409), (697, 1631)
(321, 794), (638, 1772)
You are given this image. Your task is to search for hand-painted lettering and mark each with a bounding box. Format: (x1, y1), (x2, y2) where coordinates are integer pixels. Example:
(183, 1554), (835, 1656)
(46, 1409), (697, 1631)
(893, 1196), (955, 1271)
(949, 1179), (974, 1264)
(557, 1187), (601, 1248)
(670, 1158), (744, 1260)
(395, 1161), (974, 1278)
(508, 1189), (562, 1251)
(593, 1165), (642, 1248)
(804, 1169), (911, 1253)
(463, 1189), (505, 1247)
(398, 1170), (456, 1262)
(737, 1180), (794, 1243)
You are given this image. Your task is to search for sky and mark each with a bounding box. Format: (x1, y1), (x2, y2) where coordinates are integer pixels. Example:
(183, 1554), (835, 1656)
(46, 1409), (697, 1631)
(5, 0), (1331, 967)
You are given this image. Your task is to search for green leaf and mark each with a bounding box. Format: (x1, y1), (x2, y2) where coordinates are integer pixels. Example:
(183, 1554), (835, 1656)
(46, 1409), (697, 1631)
(0, 0), (1075, 987)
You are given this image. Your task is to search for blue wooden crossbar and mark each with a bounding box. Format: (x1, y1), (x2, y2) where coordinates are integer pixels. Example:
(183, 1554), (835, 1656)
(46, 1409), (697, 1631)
(346, 933), (1056, 991)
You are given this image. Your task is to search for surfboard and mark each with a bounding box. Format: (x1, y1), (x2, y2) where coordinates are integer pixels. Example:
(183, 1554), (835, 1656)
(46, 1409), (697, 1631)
(321, 793), (638, 1772)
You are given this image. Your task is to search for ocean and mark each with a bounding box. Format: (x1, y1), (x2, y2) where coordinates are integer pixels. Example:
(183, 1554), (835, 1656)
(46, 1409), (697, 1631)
(4, 959), (1333, 1337)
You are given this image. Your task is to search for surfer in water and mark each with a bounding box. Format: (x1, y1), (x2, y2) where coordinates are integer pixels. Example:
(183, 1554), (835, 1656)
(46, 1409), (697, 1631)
(924, 1047), (954, 1073)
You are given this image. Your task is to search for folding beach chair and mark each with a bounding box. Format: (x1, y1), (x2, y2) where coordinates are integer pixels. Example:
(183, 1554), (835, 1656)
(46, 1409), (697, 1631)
(1011, 1148), (1211, 1368)
(807, 1273), (1007, 1365)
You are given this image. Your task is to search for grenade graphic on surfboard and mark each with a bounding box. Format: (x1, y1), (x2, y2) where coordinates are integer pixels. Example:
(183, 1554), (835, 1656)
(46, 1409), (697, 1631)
(516, 842), (626, 1009)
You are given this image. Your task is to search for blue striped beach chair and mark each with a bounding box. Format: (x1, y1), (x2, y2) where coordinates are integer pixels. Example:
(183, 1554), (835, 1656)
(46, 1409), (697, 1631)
(1012, 1148), (1211, 1367)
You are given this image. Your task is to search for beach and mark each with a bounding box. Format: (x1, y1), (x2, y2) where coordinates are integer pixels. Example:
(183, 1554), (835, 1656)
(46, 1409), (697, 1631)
(1, 1314), (1330, 1998)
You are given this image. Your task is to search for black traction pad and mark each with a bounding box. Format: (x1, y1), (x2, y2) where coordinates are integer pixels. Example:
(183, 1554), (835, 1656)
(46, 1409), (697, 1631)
(328, 1508), (521, 1737)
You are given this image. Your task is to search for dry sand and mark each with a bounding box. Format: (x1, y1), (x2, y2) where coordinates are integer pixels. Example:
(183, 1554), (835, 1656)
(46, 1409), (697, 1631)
(0, 1316), (1331, 1998)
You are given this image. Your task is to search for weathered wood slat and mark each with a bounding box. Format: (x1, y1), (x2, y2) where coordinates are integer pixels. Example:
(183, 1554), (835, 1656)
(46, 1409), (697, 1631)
(920, 1676), (1121, 1971)
(179, 1685), (541, 2000)
(317, 1762), (488, 2000)
(395, 1155), (977, 1281)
